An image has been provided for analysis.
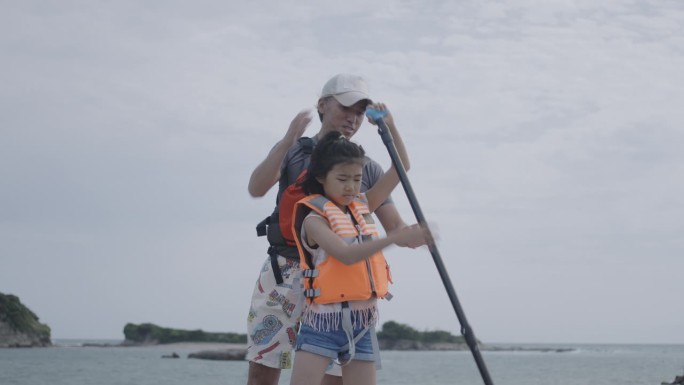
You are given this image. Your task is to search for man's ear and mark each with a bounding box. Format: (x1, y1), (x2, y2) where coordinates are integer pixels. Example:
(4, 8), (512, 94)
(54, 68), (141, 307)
(317, 98), (326, 115)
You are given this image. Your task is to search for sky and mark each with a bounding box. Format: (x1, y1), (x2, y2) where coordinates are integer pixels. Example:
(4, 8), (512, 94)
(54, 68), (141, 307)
(1, 0), (683, 345)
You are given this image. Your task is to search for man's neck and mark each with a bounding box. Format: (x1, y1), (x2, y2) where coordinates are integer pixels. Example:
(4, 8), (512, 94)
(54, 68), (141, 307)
(316, 124), (344, 140)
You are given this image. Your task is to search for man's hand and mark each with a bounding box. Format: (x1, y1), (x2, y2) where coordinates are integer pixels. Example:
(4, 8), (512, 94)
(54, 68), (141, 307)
(366, 102), (394, 128)
(283, 109), (312, 147)
(248, 109), (312, 197)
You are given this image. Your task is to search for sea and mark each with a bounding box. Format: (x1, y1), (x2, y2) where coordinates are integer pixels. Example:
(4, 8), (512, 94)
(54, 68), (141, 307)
(1, 340), (683, 385)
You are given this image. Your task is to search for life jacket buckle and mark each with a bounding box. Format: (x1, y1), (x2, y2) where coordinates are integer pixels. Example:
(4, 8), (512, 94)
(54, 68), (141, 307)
(302, 269), (319, 278)
(304, 288), (321, 298)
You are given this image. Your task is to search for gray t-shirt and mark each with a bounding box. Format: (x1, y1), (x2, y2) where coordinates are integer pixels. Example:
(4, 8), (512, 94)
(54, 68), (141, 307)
(276, 136), (393, 208)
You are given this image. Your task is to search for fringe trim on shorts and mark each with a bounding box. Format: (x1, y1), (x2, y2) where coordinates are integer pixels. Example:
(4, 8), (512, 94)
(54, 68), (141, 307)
(301, 304), (378, 332)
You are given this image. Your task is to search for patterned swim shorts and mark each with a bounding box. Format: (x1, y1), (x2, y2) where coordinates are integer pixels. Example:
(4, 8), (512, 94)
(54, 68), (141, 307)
(246, 255), (305, 369)
(244, 255), (350, 376)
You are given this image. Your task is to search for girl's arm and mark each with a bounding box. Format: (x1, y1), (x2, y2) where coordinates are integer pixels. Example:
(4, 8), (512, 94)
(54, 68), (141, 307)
(365, 104), (410, 212)
(304, 215), (427, 265)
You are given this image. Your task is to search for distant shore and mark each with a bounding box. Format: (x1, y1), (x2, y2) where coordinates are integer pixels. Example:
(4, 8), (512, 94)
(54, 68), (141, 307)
(54, 340), (576, 353)
(54, 340), (245, 350)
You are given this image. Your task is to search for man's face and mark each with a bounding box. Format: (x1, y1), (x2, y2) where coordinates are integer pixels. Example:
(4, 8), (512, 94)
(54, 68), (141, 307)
(318, 97), (367, 139)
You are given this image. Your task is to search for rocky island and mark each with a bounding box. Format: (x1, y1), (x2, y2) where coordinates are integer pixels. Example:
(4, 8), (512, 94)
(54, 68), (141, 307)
(377, 321), (574, 353)
(123, 323), (247, 345)
(120, 320), (468, 351)
(114, 320), (479, 360)
(377, 320), (473, 351)
(0, 292), (51, 348)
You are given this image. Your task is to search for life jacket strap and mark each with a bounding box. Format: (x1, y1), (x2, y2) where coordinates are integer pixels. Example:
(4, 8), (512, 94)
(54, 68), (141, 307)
(338, 302), (356, 366)
(302, 269), (319, 278)
(370, 326), (382, 369)
(335, 302), (381, 368)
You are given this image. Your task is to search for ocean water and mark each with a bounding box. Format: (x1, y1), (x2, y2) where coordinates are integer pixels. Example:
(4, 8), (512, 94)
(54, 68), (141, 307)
(1, 341), (683, 385)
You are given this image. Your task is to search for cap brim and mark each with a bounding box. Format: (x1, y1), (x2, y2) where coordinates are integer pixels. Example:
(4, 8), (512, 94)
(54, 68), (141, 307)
(332, 92), (372, 107)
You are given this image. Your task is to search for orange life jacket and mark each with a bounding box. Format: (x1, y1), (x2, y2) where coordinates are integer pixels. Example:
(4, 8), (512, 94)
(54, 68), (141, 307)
(292, 194), (393, 304)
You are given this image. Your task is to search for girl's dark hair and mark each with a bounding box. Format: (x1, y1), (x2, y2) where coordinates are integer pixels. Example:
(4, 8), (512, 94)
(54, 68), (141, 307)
(301, 131), (366, 195)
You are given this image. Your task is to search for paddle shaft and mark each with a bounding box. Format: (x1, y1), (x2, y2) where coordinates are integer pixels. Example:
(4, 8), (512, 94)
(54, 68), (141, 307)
(375, 119), (495, 385)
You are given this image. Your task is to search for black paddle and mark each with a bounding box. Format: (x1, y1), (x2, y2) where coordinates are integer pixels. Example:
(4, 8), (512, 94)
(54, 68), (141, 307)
(367, 108), (495, 385)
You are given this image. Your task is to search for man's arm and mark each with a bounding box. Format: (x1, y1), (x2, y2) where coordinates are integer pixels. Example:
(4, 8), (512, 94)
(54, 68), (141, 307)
(248, 110), (312, 197)
(375, 203), (408, 234)
(367, 103), (421, 246)
(365, 104), (411, 212)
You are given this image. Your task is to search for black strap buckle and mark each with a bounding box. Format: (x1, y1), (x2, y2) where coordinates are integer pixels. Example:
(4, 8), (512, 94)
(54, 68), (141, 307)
(256, 216), (270, 237)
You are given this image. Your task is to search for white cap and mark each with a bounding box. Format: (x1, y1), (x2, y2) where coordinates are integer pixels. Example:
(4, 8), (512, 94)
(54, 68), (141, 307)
(320, 74), (372, 107)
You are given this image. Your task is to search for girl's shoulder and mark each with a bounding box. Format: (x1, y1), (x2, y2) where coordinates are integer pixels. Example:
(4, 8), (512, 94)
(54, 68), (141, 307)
(303, 210), (329, 230)
(304, 210), (325, 220)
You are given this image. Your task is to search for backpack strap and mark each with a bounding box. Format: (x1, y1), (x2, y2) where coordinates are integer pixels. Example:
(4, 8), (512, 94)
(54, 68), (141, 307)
(278, 136), (313, 198)
(299, 136), (314, 155)
(268, 247), (284, 285)
(259, 136), (314, 233)
(256, 137), (315, 236)
(256, 137), (316, 284)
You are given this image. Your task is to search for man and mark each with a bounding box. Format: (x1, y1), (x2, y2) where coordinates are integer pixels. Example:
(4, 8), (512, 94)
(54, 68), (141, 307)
(246, 74), (411, 385)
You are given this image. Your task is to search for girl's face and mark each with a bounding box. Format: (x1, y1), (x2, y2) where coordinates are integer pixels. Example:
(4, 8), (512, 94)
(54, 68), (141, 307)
(317, 161), (363, 210)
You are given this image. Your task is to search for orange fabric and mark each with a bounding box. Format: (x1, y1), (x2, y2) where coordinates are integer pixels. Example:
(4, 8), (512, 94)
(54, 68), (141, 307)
(277, 171), (308, 246)
(292, 194), (392, 304)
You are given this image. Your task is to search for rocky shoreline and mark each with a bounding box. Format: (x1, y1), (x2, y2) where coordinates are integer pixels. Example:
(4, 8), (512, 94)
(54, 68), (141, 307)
(56, 339), (576, 361)
(0, 321), (51, 348)
(181, 343), (576, 361)
(378, 339), (574, 353)
(0, 296), (574, 356)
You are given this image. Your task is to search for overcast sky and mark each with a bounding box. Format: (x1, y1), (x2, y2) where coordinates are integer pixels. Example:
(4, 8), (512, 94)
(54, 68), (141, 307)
(1, 1), (682, 344)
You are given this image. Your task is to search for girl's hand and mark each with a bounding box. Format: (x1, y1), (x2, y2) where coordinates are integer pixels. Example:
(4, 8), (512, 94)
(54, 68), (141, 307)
(395, 223), (431, 249)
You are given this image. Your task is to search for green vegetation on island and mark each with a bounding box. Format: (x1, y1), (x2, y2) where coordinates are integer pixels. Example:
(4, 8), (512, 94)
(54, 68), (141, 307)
(377, 320), (472, 350)
(378, 320), (466, 343)
(122, 320), (468, 350)
(123, 323), (247, 345)
(0, 292), (51, 347)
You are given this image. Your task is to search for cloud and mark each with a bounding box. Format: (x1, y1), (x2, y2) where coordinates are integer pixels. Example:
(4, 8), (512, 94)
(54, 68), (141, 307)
(1, 0), (683, 343)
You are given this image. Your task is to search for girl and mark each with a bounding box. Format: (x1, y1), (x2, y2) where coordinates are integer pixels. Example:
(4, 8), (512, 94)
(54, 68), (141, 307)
(289, 113), (429, 385)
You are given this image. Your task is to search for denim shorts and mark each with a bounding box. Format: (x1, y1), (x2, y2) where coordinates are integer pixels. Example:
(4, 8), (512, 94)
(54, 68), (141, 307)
(295, 323), (376, 362)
